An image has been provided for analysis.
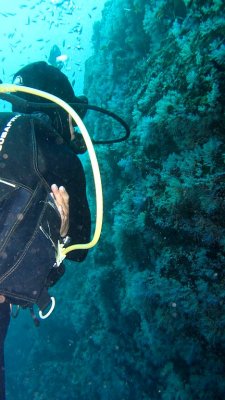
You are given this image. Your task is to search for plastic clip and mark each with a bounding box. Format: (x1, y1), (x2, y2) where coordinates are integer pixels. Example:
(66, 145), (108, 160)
(39, 297), (56, 319)
(56, 240), (66, 266)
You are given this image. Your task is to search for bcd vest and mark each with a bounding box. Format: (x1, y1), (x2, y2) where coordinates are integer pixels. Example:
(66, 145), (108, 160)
(0, 113), (61, 312)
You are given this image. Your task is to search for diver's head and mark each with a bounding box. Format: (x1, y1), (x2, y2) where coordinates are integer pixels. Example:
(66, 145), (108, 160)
(12, 61), (88, 145)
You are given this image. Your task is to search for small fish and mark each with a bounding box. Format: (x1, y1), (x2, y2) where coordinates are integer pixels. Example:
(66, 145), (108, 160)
(8, 32), (15, 39)
(92, 6), (97, 10)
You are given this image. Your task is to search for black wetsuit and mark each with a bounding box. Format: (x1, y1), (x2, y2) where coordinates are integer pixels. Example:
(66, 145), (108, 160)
(0, 113), (91, 399)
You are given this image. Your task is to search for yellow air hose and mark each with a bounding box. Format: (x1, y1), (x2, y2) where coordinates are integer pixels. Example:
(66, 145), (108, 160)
(0, 84), (103, 262)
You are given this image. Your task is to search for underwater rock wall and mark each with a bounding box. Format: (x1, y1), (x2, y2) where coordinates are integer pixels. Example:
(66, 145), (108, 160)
(6, 1), (225, 399)
(83, 1), (225, 399)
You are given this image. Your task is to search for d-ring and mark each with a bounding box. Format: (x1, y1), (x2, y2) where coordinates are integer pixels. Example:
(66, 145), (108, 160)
(39, 297), (56, 319)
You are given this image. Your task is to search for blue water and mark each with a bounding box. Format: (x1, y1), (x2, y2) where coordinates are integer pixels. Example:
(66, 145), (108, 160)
(0, 0), (105, 100)
(3, 0), (225, 399)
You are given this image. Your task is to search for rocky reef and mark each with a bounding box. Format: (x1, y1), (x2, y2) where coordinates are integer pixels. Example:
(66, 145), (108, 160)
(6, 1), (225, 399)
(83, 1), (225, 399)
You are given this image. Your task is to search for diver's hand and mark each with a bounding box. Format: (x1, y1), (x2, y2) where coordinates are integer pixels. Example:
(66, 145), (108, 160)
(50, 184), (69, 237)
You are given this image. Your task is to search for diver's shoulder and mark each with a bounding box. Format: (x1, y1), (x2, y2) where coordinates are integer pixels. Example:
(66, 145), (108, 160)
(30, 112), (63, 140)
(0, 111), (50, 127)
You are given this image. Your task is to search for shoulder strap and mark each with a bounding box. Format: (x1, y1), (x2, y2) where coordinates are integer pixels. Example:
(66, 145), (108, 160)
(0, 113), (39, 190)
(0, 113), (21, 153)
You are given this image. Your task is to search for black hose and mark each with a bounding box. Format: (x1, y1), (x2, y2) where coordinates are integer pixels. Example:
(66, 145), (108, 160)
(0, 93), (130, 144)
(72, 103), (130, 144)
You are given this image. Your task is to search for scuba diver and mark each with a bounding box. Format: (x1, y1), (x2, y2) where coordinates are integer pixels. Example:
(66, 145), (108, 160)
(0, 61), (92, 400)
(0, 60), (130, 399)
(48, 44), (65, 70)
